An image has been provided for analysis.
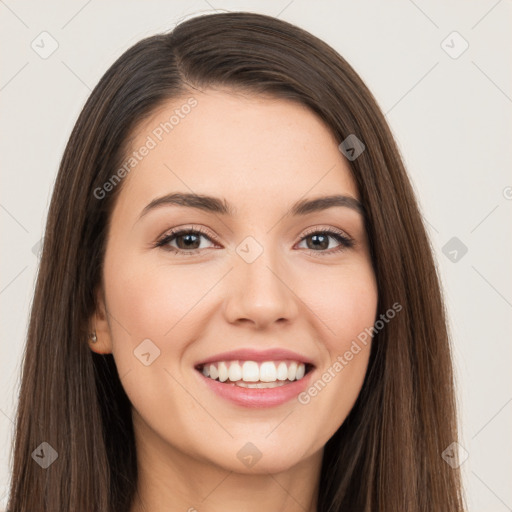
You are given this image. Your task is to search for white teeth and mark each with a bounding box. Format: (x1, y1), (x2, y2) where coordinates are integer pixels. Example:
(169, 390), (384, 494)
(218, 361), (229, 382)
(242, 361), (259, 382)
(228, 362), (242, 382)
(277, 362), (288, 381)
(199, 360), (309, 384)
(288, 361), (297, 380)
(259, 362), (277, 382)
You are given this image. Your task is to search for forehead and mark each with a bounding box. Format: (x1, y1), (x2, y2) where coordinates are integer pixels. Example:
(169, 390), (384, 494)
(114, 89), (360, 220)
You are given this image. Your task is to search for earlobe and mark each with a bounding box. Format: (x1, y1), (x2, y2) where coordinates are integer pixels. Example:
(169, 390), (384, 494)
(87, 330), (109, 355)
(88, 285), (114, 355)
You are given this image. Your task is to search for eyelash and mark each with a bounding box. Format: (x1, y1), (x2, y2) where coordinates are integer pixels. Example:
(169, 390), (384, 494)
(153, 224), (355, 257)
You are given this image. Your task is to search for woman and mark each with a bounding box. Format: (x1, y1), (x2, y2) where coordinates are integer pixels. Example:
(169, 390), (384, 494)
(7, 11), (466, 511)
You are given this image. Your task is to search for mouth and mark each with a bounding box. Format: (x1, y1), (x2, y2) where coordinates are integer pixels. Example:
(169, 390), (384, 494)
(194, 359), (315, 388)
(193, 348), (317, 407)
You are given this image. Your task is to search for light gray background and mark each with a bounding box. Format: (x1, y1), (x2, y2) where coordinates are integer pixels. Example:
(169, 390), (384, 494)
(1, 1), (511, 510)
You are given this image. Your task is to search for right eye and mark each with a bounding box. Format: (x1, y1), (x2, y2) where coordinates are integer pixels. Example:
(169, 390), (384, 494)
(154, 226), (219, 255)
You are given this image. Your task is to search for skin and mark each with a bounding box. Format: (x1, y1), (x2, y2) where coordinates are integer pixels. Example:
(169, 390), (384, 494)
(89, 88), (378, 512)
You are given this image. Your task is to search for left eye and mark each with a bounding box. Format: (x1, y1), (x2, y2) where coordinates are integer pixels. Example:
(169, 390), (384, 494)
(155, 227), (354, 255)
(296, 231), (354, 253)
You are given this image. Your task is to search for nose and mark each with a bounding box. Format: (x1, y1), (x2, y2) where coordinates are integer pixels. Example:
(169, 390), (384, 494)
(223, 243), (300, 329)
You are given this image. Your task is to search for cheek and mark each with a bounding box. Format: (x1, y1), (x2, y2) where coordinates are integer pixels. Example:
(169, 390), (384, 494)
(328, 276), (377, 386)
(296, 262), (377, 427)
(102, 252), (207, 413)
(104, 250), (217, 343)
(306, 260), (378, 347)
(332, 280), (378, 348)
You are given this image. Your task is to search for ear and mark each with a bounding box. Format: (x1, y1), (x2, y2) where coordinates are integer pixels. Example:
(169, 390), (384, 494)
(88, 284), (113, 355)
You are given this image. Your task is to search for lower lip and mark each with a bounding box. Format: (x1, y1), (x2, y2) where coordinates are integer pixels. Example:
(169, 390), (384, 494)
(196, 367), (315, 408)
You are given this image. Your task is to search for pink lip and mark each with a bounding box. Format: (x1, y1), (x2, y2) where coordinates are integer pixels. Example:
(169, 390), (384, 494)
(194, 348), (315, 368)
(196, 366), (315, 408)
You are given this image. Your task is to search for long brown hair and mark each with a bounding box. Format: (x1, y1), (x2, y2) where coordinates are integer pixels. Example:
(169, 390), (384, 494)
(7, 11), (465, 511)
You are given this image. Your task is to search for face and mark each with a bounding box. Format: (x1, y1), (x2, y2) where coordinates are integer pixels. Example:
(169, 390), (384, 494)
(91, 89), (378, 475)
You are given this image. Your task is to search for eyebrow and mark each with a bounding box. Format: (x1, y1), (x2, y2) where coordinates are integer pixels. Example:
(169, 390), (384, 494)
(138, 192), (365, 220)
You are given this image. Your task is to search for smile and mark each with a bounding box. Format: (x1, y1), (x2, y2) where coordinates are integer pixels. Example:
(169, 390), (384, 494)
(195, 359), (315, 407)
(197, 359), (312, 387)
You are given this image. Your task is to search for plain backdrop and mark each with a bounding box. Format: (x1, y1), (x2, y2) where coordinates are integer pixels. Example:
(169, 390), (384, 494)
(1, 1), (511, 510)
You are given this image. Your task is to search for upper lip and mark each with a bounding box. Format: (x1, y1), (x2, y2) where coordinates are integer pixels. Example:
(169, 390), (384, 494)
(195, 348), (316, 368)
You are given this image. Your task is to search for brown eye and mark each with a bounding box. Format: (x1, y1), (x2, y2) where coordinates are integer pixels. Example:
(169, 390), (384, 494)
(155, 227), (217, 255)
(297, 229), (354, 255)
(173, 232), (202, 250)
